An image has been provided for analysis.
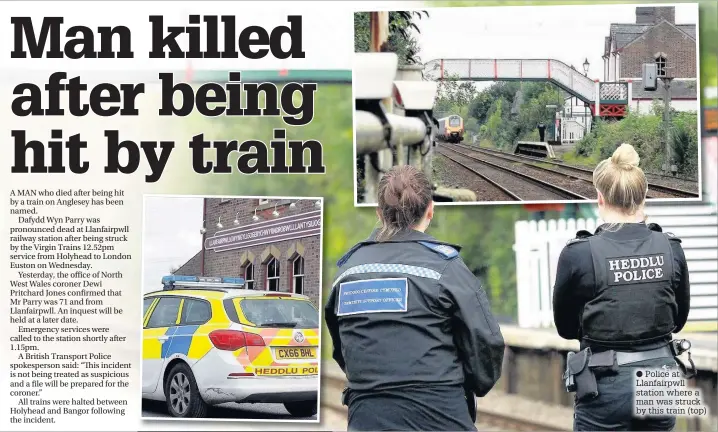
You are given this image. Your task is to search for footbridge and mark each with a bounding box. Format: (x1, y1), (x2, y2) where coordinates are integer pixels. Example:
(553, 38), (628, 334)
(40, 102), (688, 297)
(424, 58), (630, 117)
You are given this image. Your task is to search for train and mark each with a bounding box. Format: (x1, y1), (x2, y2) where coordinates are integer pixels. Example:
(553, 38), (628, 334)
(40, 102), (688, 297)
(437, 115), (465, 143)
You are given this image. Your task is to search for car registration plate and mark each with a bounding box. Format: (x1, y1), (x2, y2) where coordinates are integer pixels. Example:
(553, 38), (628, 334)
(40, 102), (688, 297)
(275, 347), (317, 360)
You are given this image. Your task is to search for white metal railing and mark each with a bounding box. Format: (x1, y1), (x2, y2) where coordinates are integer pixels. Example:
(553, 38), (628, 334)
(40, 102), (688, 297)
(423, 58), (597, 103)
(354, 52), (439, 203)
(514, 204), (718, 329)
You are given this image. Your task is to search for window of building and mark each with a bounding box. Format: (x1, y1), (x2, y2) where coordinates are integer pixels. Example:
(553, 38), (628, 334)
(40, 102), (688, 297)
(258, 198), (269, 205)
(655, 55), (667, 77)
(266, 257), (280, 291)
(292, 256), (305, 295)
(244, 263), (255, 290)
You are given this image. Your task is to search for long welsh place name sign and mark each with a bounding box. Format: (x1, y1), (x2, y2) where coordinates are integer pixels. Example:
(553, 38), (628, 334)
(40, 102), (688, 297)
(205, 210), (322, 252)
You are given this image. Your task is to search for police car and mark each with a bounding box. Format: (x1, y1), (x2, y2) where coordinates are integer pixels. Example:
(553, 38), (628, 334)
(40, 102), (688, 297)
(142, 275), (320, 418)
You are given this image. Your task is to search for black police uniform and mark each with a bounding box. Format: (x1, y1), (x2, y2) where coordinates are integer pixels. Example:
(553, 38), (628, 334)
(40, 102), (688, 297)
(325, 229), (505, 432)
(553, 222), (690, 431)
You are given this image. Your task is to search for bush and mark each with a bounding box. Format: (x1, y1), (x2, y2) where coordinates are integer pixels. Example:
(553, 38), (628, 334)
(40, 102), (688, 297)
(570, 111), (697, 178)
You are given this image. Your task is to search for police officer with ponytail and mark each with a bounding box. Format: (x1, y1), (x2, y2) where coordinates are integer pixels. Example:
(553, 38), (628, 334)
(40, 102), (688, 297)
(553, 144), (691, 431)
(325, 165), (505, 431)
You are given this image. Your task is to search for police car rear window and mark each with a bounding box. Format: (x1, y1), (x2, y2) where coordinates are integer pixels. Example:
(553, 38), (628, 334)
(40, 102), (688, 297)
(225, 298), (319, 329)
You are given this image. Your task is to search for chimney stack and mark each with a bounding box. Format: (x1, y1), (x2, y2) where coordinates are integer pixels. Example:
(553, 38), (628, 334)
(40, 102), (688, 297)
(636, 6), (676, 25)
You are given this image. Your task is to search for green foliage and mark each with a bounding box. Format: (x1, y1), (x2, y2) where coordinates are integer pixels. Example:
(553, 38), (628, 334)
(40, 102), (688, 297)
(434, 74), (477, 116)
(570, 110), (699, 178)
(463, 82), (559, 150)
(354, 11), (429, 65)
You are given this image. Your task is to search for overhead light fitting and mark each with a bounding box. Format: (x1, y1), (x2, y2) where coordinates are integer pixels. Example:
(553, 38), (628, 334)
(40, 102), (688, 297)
(314, 200), (321, 208)
(272, 203), (280, 218)
(216, 216), (223, 229)
(234, 211), (240, 226)
(289, 202), (297, 208)
(199, 220), (206, 235)
(252, 208), (259, 222)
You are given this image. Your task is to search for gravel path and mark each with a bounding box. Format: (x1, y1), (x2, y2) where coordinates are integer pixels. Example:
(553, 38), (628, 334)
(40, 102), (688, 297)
(435, 146), (577, 201)
(468, 144), (699, 197)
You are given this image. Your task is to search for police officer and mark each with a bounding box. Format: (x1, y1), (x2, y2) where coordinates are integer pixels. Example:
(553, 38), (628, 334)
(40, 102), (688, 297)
(553, 144), (691, 431)
(325, 165), (505, 431)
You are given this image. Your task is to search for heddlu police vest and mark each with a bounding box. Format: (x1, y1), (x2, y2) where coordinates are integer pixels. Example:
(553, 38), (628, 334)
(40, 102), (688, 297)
(581, 230), (678, 346)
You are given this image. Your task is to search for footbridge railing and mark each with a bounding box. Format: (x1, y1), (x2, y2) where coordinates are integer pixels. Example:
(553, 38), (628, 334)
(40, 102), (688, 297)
(424, 58), (630, 113)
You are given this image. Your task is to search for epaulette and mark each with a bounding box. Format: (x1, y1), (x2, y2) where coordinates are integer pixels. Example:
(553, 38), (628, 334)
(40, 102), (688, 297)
(418, 241), (459, 259)
(337, 243), (364, 267)
(664, 231), (682, 243)
(647, 222), (663, 232)
(566, 229), (592, 246)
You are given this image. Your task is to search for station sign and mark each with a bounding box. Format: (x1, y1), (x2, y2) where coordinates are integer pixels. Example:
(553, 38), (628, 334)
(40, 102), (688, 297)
(205, 210), (321, 252)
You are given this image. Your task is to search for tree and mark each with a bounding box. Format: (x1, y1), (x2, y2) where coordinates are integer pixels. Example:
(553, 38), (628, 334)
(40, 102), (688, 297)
(354, 11), (430, 65)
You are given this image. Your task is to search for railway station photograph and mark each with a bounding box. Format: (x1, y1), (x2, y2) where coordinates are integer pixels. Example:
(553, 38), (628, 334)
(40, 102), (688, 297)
(140, 195), (323, 420)
(353, 4), (702, 205)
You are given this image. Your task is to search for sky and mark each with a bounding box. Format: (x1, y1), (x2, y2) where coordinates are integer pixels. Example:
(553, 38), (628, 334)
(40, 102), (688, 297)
(142, 196), (203, 294)
(412, 3), (698, 90)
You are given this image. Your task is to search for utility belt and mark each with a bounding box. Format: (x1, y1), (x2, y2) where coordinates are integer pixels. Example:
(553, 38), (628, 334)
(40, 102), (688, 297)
(563, 339), (696, 402)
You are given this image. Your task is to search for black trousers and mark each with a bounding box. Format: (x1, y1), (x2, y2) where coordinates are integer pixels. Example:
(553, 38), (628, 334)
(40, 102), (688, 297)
(346, 385), (477, 432)
(574, 357), (678, 431)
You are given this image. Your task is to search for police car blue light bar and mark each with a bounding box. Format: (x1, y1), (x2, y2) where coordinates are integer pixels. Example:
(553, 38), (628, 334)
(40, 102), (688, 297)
(162, 275), (246, 290)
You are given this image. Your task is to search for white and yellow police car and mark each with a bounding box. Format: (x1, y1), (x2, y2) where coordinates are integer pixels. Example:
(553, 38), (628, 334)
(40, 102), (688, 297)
(142, 275), (320, 418)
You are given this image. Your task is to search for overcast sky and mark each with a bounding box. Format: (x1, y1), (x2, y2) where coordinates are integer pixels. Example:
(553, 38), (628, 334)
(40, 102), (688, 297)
(142, 196), (203, 293)
(412, 3), (697, 91)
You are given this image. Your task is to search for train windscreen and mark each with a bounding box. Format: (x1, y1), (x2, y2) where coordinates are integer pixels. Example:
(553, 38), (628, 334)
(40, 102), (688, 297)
(449, 116), (461, 127)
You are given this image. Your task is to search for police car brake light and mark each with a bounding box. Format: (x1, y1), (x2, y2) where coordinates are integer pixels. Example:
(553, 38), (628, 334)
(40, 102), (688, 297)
(264, 292), (291, 297)
(209, 330), (265, 351)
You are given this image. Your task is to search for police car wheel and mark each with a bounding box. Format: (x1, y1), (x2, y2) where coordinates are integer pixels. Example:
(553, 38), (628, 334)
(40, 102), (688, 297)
(283, 400), (317, 417)
(164, 363), (208, 418)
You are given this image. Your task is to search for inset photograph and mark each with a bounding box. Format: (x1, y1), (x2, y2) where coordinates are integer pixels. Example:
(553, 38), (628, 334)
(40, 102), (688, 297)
(141, 196), (323, 421)
(353, 4), (701, 205)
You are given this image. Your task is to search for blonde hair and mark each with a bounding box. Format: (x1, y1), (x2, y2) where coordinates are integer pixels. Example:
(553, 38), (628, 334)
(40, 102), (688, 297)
(593, 143), (648, 216)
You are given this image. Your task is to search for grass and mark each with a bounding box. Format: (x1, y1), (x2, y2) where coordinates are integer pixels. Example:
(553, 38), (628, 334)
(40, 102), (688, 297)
(562, 151), (598, 167)
(479, 139), (498, 148)
(533, 162), (555, 170)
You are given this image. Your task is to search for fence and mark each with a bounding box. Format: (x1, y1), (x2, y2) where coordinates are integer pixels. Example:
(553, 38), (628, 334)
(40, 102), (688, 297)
(354, 53), (477, 204)
(514, 203), (718, 330)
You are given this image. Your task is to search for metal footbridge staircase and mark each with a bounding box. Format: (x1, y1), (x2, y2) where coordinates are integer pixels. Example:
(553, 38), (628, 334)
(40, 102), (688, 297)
(424, 58), (630, 118)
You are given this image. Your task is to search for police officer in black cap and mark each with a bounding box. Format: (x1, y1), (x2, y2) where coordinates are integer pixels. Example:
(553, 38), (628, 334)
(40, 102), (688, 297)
(325, 165), (505, 431)
(553, 144), (691, 431)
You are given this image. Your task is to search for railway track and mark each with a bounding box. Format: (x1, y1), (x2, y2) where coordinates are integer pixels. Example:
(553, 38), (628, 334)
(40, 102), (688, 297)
(454, 143), (699, 199)
(322, 372), (570, 431)
(437, 145), (589, 201)
(437, 151), (521, 201)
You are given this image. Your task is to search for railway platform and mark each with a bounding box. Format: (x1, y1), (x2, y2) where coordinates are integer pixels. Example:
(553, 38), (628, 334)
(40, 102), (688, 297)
(319, 325), (717, 431)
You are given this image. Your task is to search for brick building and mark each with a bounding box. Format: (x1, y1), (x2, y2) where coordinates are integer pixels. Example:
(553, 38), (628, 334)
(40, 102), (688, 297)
(603, 6), (697, 114)
(174, 198), (323, 305)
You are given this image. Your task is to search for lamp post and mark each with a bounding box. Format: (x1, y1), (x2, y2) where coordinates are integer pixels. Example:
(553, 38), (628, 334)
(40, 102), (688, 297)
(581, 59), (590, 138)
(659, 73), (676, 175)
(583, 58), (590, 77)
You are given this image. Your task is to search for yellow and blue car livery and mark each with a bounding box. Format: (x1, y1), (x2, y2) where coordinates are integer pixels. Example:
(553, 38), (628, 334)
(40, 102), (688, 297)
(142, 275), (319, 418)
